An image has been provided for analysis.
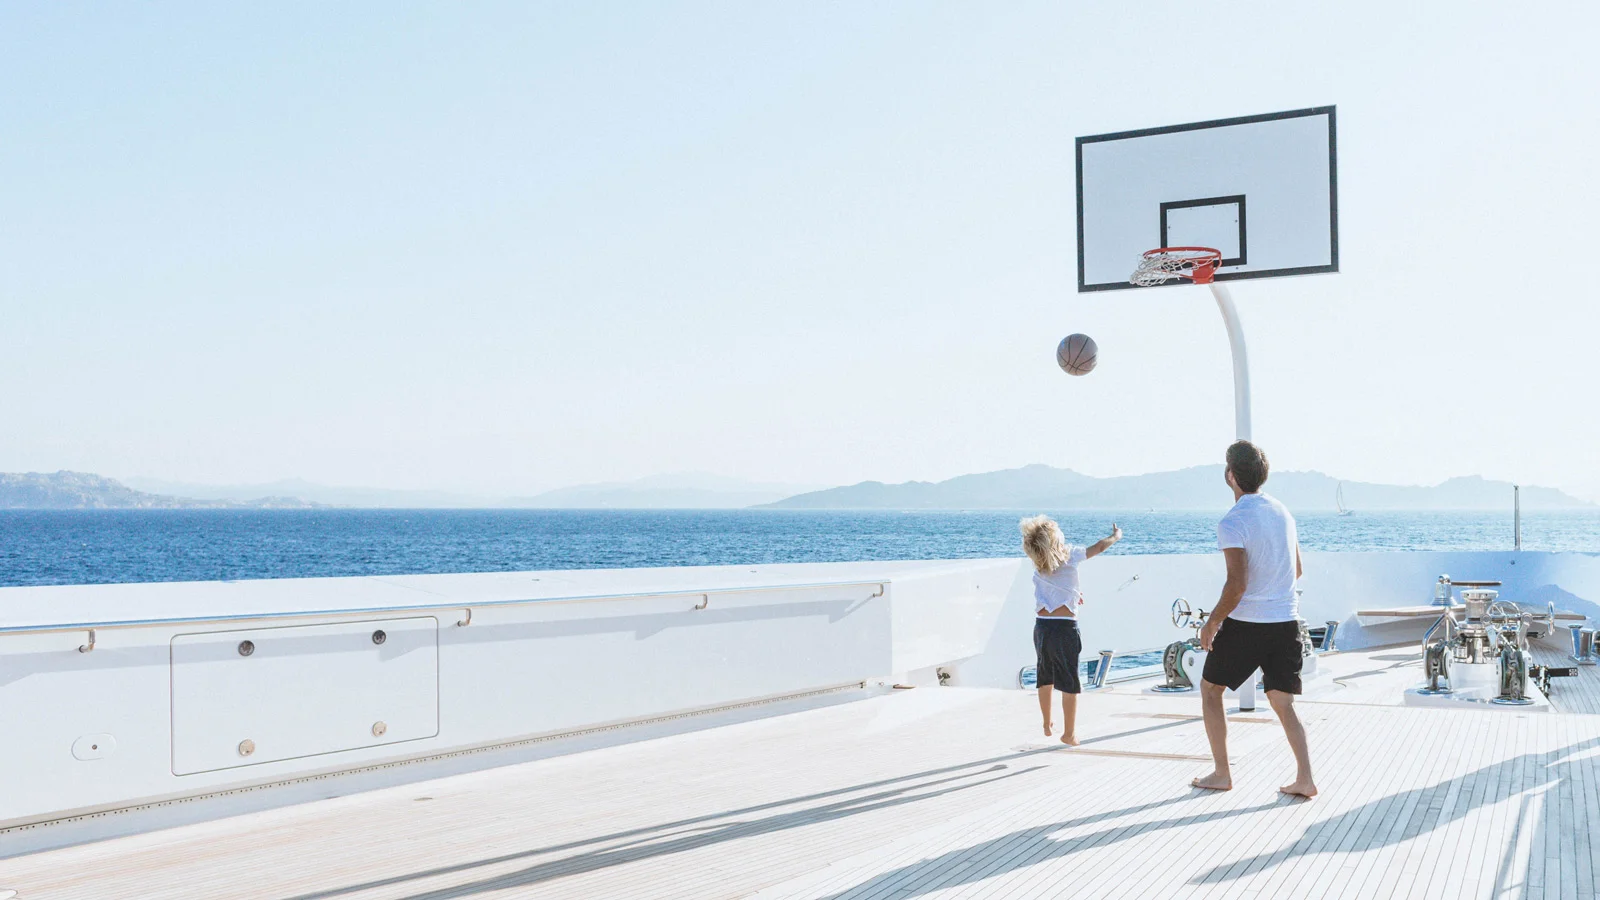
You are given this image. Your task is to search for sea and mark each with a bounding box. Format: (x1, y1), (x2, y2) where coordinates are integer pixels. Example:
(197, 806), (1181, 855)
(0, 508), (1596, 588)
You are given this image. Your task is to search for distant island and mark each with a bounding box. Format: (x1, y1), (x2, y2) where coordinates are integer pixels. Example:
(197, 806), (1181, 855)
(0, 472), (317, 510)
(758, 465), (1591, 512)
(124, 472), (824, 510)
(0, 466), (1588, 511)
(506, 474), (823, 510)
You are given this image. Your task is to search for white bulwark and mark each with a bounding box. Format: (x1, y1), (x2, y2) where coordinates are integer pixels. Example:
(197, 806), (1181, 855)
(1076, 106), (1339, 291)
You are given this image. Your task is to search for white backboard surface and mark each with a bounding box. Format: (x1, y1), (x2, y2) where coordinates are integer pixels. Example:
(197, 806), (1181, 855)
(1076, 106), (1338, 291)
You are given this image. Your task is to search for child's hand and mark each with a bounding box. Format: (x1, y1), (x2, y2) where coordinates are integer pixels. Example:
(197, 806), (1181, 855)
(1109, 523), (1123, 542)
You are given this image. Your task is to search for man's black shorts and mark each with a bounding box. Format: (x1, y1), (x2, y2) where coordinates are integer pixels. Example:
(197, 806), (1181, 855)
(1201, 618), (1303, 695)
(1033, 617), (1082, 694)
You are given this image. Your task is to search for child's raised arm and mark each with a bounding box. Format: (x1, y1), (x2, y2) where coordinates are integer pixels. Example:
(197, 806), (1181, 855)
(1084, 523), (1123, 559)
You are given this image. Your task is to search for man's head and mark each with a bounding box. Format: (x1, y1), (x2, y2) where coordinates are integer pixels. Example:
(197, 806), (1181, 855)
(1224, 440), (1269, 494)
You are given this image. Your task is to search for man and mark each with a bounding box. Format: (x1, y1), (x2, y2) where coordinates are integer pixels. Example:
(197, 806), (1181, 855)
(1191, 440), (1317, 798)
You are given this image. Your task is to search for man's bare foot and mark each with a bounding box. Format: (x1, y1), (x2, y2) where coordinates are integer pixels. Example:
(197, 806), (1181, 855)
(1042, 721), (1053, 737)
(1191, 771), (1232, 791)
(1279, 780), (1318, 798)
(1060, 734), (1080, 746)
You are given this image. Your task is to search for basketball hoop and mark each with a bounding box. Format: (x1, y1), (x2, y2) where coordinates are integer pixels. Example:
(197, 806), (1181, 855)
(1130, 247), (1223, 286)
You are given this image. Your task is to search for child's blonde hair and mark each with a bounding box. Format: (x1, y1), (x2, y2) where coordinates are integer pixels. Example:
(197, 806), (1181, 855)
(1019, 514), (1069, 574)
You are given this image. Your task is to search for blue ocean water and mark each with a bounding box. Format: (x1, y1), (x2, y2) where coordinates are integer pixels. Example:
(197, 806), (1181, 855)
(0, 508), (1595, 588)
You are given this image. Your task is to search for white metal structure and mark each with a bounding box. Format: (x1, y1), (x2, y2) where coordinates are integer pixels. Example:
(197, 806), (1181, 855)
(1076, 107), (1338, 291)
(1075, 106), (1338, 440)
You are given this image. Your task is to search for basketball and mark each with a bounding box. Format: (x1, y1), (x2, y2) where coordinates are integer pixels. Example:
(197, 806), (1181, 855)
(1057, 334), (1097, 376)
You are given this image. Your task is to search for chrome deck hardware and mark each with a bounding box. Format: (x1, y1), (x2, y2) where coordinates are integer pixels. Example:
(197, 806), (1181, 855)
(1422, 580), (1566, 702)
(1420, 638), (1452, 694)
(1571, 625), (1597, 665)
(1086, 650), (1115, 689)
(1321, 620), (1340, 651)
(1153, 598), (1208, 692)
(5, 580), (894, 643)
(1493, 640), (1535, 705)
(1433, 574), (1453, 606)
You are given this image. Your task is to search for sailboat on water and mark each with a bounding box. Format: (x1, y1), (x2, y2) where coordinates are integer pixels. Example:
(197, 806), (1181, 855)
(1336, 482), (1354, 516)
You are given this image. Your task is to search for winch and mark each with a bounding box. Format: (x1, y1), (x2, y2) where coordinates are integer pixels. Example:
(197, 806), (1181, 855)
(1154, 597), (1320, 694)
(1153, 598), (1208, 692)
(1418, 577), (1571, 703)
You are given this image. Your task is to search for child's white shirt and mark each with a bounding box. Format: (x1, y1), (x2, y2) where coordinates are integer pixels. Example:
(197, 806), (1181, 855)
(1033, 546), (1088, 617)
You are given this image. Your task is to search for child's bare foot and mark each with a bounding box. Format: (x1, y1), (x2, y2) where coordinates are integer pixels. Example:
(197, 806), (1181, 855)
(1060, 734), (1080, 746)
(1191, 771), (1232, 791)
(1042, 720), (1053, 737)
(1279, 779), (1318, 798)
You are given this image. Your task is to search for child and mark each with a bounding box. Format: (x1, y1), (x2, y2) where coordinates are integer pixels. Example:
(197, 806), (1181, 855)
(1020, 515), (1122, 745)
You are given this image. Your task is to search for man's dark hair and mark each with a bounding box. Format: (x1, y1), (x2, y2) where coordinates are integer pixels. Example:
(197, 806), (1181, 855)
(1226, 440), (1269, 493)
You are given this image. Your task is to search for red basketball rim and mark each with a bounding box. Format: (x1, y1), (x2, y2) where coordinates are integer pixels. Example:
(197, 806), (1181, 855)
(1140, 246), (1222, 284)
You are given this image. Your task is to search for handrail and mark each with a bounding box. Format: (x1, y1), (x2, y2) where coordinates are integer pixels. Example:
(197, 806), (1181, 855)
(1421, 607), (1457, 660)
(0, 580), (891, 643)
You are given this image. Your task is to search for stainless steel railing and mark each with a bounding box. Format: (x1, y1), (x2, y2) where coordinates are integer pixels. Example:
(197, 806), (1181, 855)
(0, 580), (889, 652)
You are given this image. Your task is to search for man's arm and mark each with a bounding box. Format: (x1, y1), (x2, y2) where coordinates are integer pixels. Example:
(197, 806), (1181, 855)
(1084, 523), (1123, 559)
(1200, 547), (1249, 650)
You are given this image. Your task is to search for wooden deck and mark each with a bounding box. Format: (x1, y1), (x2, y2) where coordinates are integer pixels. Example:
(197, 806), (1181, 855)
(3, 645), (1599, 899)
(1532, 638), (1600, 716)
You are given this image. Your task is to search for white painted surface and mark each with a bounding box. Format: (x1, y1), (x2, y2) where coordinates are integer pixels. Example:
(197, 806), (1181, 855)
(1211, 282), (1253, 440)
(1077, 106), (1336, 290)
(885, 559), (1022, 676)
(170, 617), (439, 775)
(0, 562), (906, 831)
(69, 734), (116, 761)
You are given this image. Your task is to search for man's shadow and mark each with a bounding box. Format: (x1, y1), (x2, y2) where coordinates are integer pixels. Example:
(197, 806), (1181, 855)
(1189, 736), (1600, 890)
(812, 736), (1600, 900)
(810, 793), (1285, 899)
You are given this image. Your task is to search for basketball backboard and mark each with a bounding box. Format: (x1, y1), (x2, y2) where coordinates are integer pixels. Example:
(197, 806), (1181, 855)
(1076, 106), (1338, 292)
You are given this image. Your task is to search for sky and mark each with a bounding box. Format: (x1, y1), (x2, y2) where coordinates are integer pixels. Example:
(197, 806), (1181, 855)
(3, 3), (1599, 500)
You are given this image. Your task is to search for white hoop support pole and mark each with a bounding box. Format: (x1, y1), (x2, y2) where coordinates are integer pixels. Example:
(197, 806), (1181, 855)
(1208, 283), (1252, 441)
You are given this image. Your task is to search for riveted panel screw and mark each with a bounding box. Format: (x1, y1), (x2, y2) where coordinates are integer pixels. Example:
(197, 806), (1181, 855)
(238, 640), (255, 657)
(371, 630), (386, 645)
(372, 721), (388, 737)
(238, 739), (256, 757)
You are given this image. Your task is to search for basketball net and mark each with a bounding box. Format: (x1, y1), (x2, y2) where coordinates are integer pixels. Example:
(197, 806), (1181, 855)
(1130, 247), (1223, 286)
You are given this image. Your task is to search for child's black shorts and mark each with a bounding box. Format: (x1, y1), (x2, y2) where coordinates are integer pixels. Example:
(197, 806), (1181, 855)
(1033, 617), (1082, 694)
(1201, 617), (1304, 694)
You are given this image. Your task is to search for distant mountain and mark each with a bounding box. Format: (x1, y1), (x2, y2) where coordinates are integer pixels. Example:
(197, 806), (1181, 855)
(0, 472), (317, 509)
(760, 465), (1591, 511)
(126, 477), (492, 509)
(511, 473), (825, 509)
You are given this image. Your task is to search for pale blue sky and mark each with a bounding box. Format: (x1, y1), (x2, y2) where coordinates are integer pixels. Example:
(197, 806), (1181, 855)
(3, 3), (1599, 499)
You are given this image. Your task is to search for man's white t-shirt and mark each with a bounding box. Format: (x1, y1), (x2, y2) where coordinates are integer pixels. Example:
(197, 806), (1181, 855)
(1034, 545), (1089, 616)
(1217, 492), (1299, 623)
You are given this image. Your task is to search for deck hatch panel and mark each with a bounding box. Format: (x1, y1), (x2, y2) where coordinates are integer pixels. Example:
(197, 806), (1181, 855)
(169, 616), (439, 775)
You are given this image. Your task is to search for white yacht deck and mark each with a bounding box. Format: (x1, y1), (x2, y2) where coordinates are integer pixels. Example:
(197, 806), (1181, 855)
(4, 643), (1598, 900)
